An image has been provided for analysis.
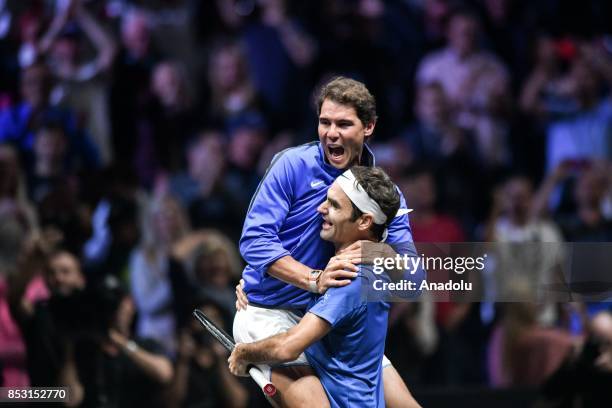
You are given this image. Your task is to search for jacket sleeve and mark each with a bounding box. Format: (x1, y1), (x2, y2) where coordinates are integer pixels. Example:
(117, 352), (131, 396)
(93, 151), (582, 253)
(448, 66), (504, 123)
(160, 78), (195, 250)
(239, 151), (295, 275)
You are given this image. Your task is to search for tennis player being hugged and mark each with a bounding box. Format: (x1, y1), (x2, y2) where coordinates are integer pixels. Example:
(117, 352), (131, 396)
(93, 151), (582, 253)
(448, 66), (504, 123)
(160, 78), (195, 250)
(232, 77), (423, 408)
(231, 166), (417, 407)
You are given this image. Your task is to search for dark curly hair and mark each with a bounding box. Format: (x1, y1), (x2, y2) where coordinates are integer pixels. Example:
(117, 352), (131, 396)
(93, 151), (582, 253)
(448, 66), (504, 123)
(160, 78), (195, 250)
(348, 166), (400, 241)
(316, 76), (377, 127)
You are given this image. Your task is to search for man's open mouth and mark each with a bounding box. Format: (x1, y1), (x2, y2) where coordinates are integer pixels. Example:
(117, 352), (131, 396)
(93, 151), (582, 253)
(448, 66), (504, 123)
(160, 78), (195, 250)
(327, 145), (345, 163)
(322, 220), (332, 230)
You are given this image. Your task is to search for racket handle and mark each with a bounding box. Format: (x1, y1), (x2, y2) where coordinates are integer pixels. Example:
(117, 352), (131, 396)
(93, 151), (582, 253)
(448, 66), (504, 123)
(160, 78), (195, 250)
(248, 365), (277, 397)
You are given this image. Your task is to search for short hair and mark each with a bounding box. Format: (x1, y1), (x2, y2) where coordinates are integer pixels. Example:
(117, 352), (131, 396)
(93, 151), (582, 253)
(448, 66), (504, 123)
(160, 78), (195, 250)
(316, 76), (377, 126)
(349, 166), (401, 241)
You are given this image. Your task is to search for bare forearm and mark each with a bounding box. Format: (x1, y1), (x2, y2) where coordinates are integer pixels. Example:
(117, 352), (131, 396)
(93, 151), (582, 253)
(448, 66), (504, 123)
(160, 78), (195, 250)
(168, 358), (190, 405)
(267, 256), (312, 291)
(532, 173), (562, 218)
(39, 17), (66, 53)
(278, 22), (316, 67)
(125, 345), (174, 384)
(58, 349), (84, 407)
(76, 9), (116, 69)
(237, 332), (295, 364)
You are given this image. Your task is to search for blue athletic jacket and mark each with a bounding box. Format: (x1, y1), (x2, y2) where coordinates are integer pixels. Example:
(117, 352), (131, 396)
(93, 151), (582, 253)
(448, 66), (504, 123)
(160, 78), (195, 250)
(239, 141), (417, 309)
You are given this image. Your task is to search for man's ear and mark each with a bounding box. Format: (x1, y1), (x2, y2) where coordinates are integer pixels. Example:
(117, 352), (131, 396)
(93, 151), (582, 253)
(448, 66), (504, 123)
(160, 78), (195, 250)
(358, 214), (374, 232)
(364, 121), (375, 140)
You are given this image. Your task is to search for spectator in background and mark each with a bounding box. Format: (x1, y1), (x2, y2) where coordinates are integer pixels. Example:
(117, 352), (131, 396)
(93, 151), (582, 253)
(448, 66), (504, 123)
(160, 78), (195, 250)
(534, 160), (612, 242)
(224, 114), (269, 215)
(519, 34), (572, 119)
(416, 7), (511, 168)
(401, 82), (474, 167)
(487, 175), (563, 244)
(239, 0), (316, 130)
(0, 230), (46, 388)
(206, 40), (262, 127)
(191, 231), (241, 318)
(544, 42), (612, 173)
(73, 276), (174, 408)
(26, 121), (71, 204)
(83, 167), (145, 283)
(419, 0), (453, 51)
(0, 144), (37, 232)
(169, 296), (249, 408)
(168, 131), (243, 240)
(538, 310), (612, 407)
(0, 61), (100, 169)
(480, 0), (532, 85)
(561, 163), (612, 242)
(399, 83), (483, 224)
(399, 166), (466, 243)
(130, 195), (190, 355)
(8, 245), (81, 388)
(16, 3), (47, 69)
(136, 60), (198, 186)
(486, 175), (564, 326)
(110, 7), (158, 166)
(41, 0), (116, 165)
(488, 300), (576, 387)
(559, 163), (612, 242)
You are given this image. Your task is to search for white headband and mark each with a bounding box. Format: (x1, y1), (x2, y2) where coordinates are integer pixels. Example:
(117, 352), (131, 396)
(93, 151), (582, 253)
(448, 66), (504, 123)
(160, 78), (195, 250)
(336, 169), (387, 225)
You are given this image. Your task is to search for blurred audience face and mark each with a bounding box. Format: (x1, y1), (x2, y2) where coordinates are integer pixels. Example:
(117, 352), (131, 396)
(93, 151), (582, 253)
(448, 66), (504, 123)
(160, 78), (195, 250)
(34, 126), (67, 165)
(228, 127), (266, 170)
(416, 83), (449, 127)
(121, 10), (150, 58)
(502, 177), (533, 224)
(447, 13), (478, 57)
(195, 249), (231, 288)
(153, 197), (187, 245)
(48, 251), (85, 296)
(188, 132), (225, 180)
(575, 167), (607, 209)
(152, 62), (185, 108)
(50, 37), (79, 68)
(400, 172), (436, 213)
(20, 64), (51, 108)
(209, 46), (244, 92)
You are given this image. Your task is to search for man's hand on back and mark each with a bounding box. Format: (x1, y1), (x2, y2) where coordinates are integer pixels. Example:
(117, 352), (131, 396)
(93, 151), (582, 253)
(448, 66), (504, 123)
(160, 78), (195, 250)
(235, 279), (248, 311)
(317, 257), (359, 294)
(337, 240), (393, 265)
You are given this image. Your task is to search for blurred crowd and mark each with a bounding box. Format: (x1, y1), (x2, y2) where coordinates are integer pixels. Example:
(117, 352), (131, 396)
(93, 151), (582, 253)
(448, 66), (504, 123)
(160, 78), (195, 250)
(1, 0), (612, 406)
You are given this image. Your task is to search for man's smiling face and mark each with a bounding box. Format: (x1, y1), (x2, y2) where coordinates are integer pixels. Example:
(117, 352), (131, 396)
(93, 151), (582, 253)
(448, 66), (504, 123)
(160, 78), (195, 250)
(317, 181), (364, 247)
(318, 99), (375, 170)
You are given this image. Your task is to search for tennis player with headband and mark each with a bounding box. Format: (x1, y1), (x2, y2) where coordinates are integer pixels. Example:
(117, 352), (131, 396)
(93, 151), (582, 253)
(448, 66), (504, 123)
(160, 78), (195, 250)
(230, 166), (410, 408)
(233, 77), (423, 407)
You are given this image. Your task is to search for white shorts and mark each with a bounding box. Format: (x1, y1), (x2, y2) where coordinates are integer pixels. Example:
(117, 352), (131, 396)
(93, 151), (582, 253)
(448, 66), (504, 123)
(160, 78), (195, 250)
(233, 304), (393, 380)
